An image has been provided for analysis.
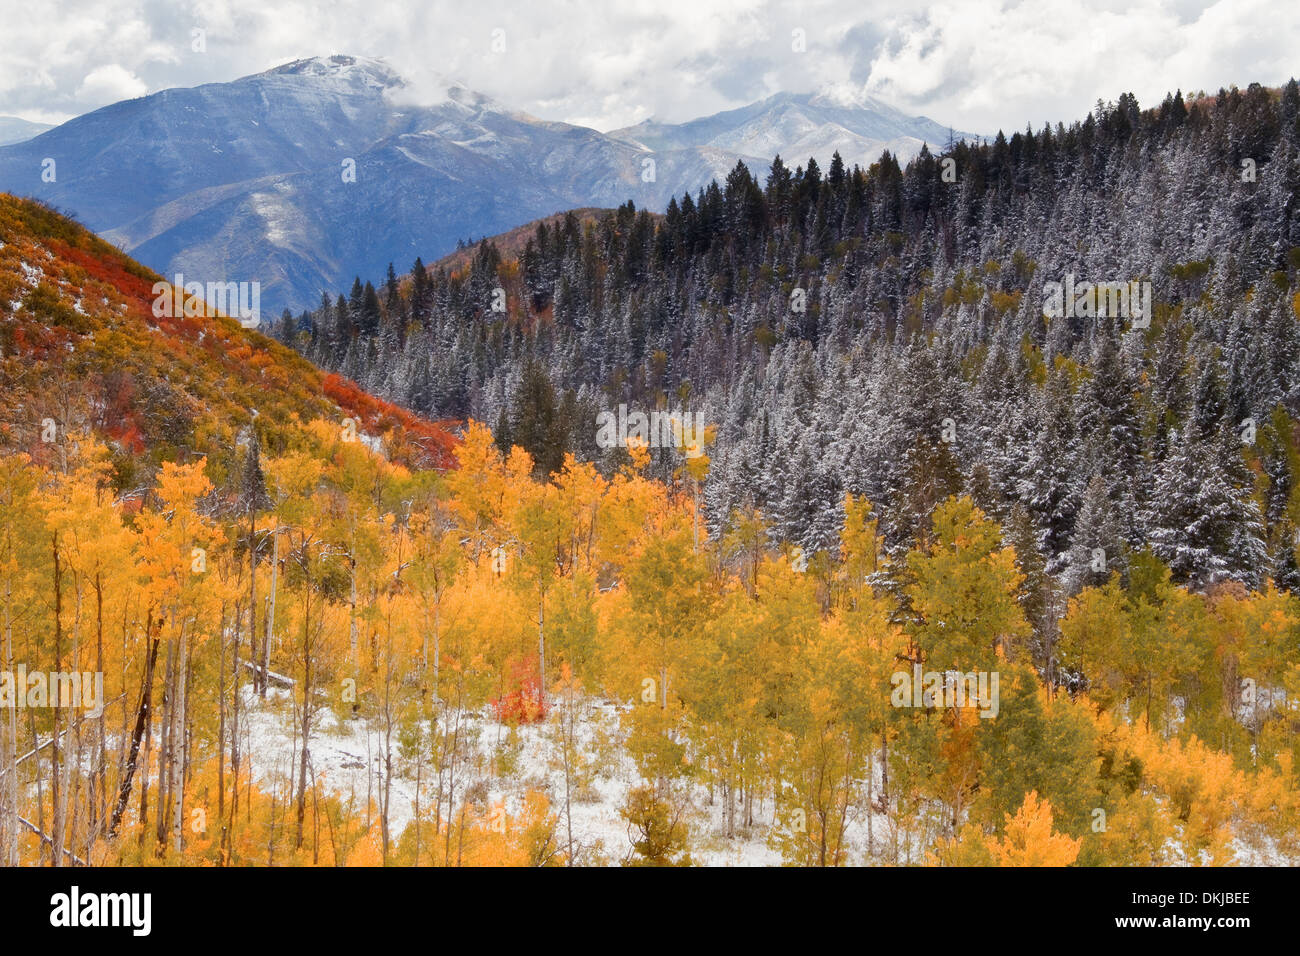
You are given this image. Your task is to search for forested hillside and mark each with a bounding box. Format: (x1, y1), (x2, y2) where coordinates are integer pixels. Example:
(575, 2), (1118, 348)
(4, 82), (1300, 868)
(280, 82), (1300, 603)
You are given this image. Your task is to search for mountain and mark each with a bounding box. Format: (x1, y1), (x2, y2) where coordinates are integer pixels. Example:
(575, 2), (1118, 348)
(0, 55), (749, 315)
(0, 116), (53, 146)
(0, 55), (971, 315)
(0, 192), (455, 472)
(609, 91), (980, 173)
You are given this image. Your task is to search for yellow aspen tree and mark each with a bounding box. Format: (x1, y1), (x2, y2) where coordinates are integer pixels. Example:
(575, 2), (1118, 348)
(986, 790), (1082, 866)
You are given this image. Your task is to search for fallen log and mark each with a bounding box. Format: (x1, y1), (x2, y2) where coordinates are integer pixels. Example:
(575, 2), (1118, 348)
(242, 660), (296, 688)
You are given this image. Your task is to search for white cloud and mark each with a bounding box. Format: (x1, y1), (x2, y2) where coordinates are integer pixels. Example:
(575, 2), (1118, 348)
(855, 0), (1300, 133)
(75, 63), (148, 105)
(0, 0), (1296, 134)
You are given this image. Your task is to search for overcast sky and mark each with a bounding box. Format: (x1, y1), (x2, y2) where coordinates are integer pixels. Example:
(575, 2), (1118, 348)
(1, 0), (1296, 135)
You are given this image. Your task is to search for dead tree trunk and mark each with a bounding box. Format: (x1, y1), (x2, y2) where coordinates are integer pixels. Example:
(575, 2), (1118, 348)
(108, 630), (159, 838)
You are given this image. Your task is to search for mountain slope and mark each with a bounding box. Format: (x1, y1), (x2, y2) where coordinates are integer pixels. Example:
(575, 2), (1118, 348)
(0, 56), (689, 314)
(276, 81), (1300, 595)
(0, 116), (52, 147)
(0, 193), (455, 476)
(0, 56), (974, 315)
(610, 91), (980, 172)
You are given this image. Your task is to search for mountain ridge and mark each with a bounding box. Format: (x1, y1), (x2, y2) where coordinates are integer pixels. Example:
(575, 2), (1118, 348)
(609, 89), (978, 170)
(0, 116), (53, 147)
(0, 55), (978, 314)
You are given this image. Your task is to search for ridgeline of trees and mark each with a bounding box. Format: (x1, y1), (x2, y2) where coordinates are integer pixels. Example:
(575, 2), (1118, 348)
(276, 82), (1300, 604)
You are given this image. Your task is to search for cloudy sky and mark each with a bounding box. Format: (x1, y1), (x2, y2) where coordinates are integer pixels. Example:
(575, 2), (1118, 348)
(1, 0), (1296, 135)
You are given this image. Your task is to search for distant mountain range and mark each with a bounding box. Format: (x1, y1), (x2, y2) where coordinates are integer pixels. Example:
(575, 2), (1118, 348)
(610, 91), (971, 173)
(0, 116), (52, 147)
(0, 55), (979, 314)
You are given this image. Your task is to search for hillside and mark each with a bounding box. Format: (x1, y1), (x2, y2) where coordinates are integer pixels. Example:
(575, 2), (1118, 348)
(0, 116), (51, 147)
(427, 207), (616, 276)
(3, 97), (1300, 872)
(0, 56), (726, 314)
(280, 82), (1300, 599)
(0, 194), (456, 480)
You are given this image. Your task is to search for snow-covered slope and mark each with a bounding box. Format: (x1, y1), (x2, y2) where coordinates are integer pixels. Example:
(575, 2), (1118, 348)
(240, 685), (845, 866)
(610, 91), (982, 172)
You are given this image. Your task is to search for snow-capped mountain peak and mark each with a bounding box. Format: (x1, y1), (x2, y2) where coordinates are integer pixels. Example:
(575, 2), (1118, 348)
(261, 54), (407, 90)
(609, 89), (979, 170)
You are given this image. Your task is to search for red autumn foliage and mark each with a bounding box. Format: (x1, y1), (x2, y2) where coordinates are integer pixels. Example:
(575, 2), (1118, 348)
(491, 655), (548, 725)
(47, 238), (156, 320)
(322, 373), (458, 470)
(1, 196), (462, 475)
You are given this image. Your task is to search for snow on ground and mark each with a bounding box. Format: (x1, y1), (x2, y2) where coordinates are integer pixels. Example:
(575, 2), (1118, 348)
(235, 684), (873, 865)
(236, 684), (1296, 866)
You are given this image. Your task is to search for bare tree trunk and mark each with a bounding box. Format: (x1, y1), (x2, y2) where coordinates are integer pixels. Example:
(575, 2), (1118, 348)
(230, 601), (243, 844)
(67, 713), (83, 867)
(170, 632), (188, 855)
(880, 731), (889, 802)
(109, 628), (158, 839)
(2, 582), (18, 865)
(92, 573), (107, 857)
(138, 646), (154, 846)
(50, 532), (65, 867)
(295, 578), (313, 850)
(558, 688), (575, 865)
(537, 594), (546, 709)
(432, 598), (442, 703)
(218, 605), (227, 839)
(413, 725), (423, 866)
(867, 752), (874, 858)
(261, 527), (279, 701)
(31, 710), (45, 863)
(726, 780), (735, 839)
(349, 555), (358, 665)
(380, 603), (394, 863)
(249, 506), (258, 696)
(61, 581), (84, 867)
(155, 634), (175, 849)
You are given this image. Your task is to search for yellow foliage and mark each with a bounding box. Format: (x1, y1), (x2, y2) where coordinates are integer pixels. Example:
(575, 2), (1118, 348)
(986, 791), (1082, 866)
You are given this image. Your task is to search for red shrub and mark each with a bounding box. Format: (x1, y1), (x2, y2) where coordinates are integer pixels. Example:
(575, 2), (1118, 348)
(491, 655), (548, 725)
